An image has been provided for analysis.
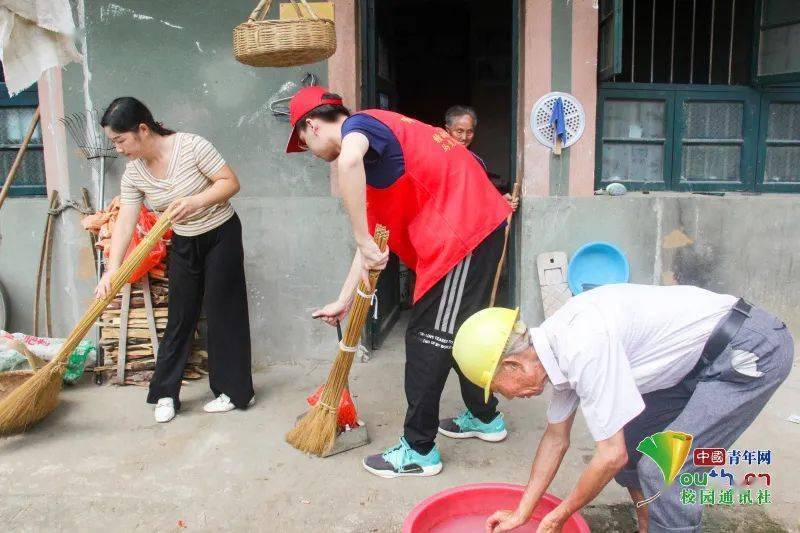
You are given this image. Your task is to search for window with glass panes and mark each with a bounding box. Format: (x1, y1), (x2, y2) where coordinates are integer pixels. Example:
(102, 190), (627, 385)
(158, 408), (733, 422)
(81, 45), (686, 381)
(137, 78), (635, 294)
(757, 0), (800, 84)
(0, 66), (45, 197)
(596, 0), (800, 192)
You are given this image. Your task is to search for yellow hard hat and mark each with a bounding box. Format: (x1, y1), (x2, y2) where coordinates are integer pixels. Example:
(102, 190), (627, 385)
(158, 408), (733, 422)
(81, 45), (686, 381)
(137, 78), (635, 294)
(453, 307), (520, 403)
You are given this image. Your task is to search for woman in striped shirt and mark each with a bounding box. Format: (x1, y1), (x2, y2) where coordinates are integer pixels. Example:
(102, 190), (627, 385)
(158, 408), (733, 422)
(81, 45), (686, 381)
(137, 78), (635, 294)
(95, 97), (254, 423)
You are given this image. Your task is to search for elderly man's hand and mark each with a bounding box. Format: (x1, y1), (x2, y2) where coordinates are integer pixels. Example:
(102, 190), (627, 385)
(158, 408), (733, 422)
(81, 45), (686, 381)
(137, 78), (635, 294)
(503, 193), (519, 212)
(485, 509), (527, 532)
(536, 511), (567, 533)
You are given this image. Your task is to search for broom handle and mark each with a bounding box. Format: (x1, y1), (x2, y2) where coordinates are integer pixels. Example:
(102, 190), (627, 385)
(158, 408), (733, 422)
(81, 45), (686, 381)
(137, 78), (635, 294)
(34, 190), (60, 336)
(0, 107), (41, 212)
(48, 210), (173, 368)
(319, 226), (389, 406)
(489, 182), (521, 307)
(340, 227), (388, 348)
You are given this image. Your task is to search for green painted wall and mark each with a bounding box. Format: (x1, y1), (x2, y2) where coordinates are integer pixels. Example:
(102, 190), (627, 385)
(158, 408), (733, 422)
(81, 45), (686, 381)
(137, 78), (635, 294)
(548, 0), (572, 196)
(41, 0), (354, 362)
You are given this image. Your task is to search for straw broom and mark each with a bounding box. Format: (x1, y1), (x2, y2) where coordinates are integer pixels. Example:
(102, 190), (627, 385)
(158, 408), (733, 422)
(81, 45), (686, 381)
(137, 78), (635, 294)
(287, 224), (390, 456)
(0, 210), (173, 435)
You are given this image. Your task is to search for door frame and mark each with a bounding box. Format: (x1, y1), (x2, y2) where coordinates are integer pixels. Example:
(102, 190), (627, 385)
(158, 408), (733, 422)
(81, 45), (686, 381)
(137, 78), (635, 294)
(353, 0), (522, 347)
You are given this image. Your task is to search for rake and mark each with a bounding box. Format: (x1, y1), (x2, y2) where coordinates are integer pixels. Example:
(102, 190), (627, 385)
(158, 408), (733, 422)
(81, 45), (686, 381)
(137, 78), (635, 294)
(60, 109), (117, 381)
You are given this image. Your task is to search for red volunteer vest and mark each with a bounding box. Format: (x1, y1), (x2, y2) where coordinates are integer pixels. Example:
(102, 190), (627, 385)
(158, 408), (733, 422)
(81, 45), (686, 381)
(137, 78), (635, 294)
(360, 110), (512, 303)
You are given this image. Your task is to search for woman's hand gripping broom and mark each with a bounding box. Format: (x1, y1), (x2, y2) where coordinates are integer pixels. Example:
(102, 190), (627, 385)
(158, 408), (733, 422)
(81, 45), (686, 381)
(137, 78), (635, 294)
(286, 225), (390, 456)
(0, 209), (174, 435)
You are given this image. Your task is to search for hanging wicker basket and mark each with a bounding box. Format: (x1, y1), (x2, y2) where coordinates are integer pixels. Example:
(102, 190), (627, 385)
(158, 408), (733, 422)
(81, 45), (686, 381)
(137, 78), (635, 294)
(233, 0), (336, 68)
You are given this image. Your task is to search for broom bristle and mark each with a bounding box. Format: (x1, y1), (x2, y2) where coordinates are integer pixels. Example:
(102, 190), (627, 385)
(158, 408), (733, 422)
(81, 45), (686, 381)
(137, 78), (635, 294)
(286, 402), (339, 456)
(286, 225), (389, 457)
(0, 359), (65, 435)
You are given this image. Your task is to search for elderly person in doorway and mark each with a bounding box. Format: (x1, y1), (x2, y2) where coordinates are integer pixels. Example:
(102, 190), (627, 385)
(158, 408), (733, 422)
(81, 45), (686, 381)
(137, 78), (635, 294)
(444, 105), (518, 211)
(452, 284), (793, 533)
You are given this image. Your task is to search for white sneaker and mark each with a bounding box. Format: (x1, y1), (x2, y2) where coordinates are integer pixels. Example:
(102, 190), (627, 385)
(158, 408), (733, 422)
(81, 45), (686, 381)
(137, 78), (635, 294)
(203, 394), (255, 413)
(154, 398), (175, 423)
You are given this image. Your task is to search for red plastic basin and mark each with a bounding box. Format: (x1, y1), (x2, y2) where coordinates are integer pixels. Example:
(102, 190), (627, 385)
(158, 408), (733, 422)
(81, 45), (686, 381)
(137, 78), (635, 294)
(402, 483), (591, 533)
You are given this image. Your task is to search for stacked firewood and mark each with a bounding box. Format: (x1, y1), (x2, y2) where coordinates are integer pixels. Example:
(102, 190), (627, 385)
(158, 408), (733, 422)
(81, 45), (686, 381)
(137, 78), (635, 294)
(94, 274), (208, 385)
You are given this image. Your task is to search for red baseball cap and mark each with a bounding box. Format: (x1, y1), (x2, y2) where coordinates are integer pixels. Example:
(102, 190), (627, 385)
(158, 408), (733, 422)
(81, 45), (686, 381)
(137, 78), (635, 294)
(285, 86), (344, 153)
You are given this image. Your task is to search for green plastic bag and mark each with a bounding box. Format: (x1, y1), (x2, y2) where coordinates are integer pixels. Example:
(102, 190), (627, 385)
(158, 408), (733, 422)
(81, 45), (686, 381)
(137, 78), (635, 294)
(0, 349), (27, 372)
(63, 339), (96, 385)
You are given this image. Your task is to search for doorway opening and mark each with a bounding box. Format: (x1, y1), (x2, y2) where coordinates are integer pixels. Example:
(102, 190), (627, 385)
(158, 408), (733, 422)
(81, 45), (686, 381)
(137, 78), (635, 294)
(360, 0), (517, 348)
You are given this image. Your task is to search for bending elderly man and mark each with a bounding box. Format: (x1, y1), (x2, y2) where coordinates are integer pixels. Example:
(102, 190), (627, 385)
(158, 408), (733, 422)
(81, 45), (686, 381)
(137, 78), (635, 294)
(452, 284), (793, 533)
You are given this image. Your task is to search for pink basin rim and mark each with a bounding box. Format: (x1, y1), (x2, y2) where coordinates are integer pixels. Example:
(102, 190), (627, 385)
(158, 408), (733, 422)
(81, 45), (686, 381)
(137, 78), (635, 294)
(402, 482), (591, 533)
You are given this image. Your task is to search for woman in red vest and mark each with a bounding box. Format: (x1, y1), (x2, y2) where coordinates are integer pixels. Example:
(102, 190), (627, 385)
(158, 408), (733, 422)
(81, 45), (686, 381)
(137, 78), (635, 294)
(287, 87), (512, 478)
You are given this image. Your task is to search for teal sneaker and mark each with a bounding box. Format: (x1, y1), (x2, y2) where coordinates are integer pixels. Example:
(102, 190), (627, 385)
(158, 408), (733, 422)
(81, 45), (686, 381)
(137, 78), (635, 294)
(362, 437), (443, 478)
(438, 410), (508, 442)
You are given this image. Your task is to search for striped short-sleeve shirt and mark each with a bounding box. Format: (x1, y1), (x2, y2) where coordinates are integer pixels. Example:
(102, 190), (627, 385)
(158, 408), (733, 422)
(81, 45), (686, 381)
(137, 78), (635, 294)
(120, 132), (235, 236)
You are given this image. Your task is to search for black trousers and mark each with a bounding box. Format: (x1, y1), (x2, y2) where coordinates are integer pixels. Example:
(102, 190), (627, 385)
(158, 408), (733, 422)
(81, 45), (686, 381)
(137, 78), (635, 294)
(147, 213), (254, 409)
(404, 225), (505, 454)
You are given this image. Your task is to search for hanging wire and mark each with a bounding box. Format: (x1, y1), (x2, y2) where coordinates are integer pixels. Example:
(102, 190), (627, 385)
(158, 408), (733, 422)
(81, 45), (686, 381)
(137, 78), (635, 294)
(650, 0), (656, 83)
(631, 0), (637, 82)
(690, 0), (696, 83)
(728, 0), (737, 85)
(670, 0), (676, 83)
(268, 72), (319, 120)
(709, 0), (716, 84)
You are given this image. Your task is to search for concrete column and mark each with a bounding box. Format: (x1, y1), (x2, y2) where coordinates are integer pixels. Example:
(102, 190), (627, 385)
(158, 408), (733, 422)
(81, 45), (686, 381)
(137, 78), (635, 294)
(38, 68), (70, 195)
(569, 0), (599, 197)
(521, 0), (553, 198)
(327, 0), (358, 197)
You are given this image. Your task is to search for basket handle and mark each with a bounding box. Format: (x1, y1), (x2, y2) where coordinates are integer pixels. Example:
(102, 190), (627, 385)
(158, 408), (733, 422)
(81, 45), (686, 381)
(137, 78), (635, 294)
(294, 0), (321, 20)
(247, 0), (322, 21)
(248, 0), (272, 22)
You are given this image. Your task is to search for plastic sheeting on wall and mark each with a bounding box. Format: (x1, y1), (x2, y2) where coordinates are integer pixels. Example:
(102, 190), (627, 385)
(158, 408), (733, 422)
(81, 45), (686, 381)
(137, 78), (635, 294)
(0, 0), (82, 96)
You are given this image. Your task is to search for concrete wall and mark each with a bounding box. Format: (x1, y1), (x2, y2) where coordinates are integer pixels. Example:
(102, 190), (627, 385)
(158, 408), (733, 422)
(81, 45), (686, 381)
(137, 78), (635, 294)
(74, 0), (354, 363)
(6, 1), (798, 365)
(520, 193), (800, 333)
(0, 199), (49, 333)
(0, 0), (353, 362)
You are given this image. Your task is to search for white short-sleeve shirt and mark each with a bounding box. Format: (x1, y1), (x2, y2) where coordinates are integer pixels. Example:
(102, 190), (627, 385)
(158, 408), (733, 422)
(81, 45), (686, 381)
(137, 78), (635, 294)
(531, 284), (737, 441)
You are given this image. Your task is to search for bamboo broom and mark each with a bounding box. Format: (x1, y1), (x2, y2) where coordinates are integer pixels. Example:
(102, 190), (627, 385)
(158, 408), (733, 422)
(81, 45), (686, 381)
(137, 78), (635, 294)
(0, 210), (173, 435)
(287, 224), (390, 456)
